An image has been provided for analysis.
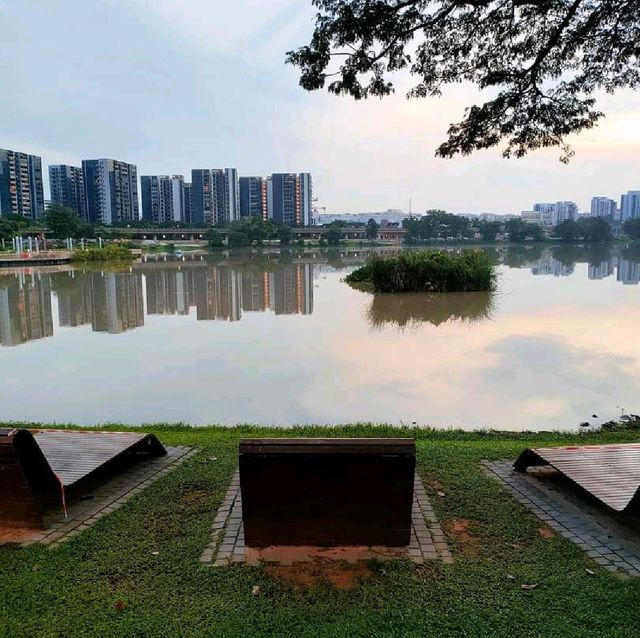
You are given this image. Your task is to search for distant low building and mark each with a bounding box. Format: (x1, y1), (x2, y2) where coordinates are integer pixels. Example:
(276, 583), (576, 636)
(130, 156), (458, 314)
(317, 209), (409, 226)
(531, 201), (578, 225)
(521, 210), (553, 227)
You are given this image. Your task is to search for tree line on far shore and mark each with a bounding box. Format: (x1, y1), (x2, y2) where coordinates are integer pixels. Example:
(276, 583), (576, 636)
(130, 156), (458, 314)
(3, 205), (640, 247)
(403, 210), (640, 244)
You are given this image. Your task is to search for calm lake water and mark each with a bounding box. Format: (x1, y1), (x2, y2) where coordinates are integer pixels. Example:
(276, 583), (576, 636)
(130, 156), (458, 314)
(1, 245), (639, 430)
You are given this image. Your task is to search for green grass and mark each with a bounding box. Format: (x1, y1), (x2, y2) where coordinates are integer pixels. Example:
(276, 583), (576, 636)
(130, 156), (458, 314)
(345, 250), (496, 293)
(72, 245), (133, 262)
(1, 423), (639, 638)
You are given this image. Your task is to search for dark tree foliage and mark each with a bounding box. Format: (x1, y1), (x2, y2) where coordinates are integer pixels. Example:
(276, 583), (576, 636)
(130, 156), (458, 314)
(478, 220), (501, 242)
(553, 219), (582, 242)
(366, 218), (380, 240)
(0, 214), (29, 242)
(287, 1), (640, 161)
(623, 218), (640, 240)
(505, 218), (543, 242)
(403, 210), (473, 241)
(326, 225), (342, 244)
(577, 216), (612, 242)
(44, 204), (82, 240)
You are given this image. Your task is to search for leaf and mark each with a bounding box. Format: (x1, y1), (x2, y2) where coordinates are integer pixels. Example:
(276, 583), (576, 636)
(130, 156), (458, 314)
(586, 569), (595, 575)
(506, 574), (516, 580)
(251, 585), (261, 597)
(521, 584), (538, 590)
(115, 600), (126, 611)
(437, 491), (446, 498)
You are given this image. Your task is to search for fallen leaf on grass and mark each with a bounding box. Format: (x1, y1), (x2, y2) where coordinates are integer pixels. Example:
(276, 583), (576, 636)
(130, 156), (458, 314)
(520, 584), (538, 590)
(115, 600), (126, 611)
(436, 491), (446, 498)
(506, 574), (515, 580)
(586, 569), (595, 575)
(209, 457), (218, 461)
(251, 585), (261, 597)
(151, 551), (160, 556)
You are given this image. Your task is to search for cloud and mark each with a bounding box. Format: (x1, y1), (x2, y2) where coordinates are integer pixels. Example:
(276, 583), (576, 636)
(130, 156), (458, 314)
(2, 0), (639, 214)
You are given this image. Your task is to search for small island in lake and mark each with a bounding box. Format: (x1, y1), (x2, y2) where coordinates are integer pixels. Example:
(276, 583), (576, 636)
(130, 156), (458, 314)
(344, 250), (496, 293)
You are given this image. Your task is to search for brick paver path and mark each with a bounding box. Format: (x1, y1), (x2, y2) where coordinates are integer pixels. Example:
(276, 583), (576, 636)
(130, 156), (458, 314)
(0, 446), (195, 548)
(200, 471), (452, 566)
(483, 459), (640, 578)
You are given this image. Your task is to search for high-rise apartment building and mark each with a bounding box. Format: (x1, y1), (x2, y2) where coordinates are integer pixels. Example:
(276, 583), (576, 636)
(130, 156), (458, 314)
(268, 173), (312, 226)
(183, 182), (192, 224)
(82, 159), (139, 225)
(590, 197), (617, 218)
(49, 165), (86, 218)
(141, 175), (185, 223)
(620, 191), (640, 221)
(0, 148), (45, 220)
(533, 201), (577, 225)
(224, 168), (240, 224)
(190, 168), (239, 225)
(191, 169), (214, 225)
(239, 176), (268, 219)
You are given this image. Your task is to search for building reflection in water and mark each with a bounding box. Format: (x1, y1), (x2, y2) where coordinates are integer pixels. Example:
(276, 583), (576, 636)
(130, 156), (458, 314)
(0, 272), (53, 347)
(144, 262), (313, 321)
(52, 271), (145, 335)
(5, 258), (314, 349)
(2, 245), (639, 348)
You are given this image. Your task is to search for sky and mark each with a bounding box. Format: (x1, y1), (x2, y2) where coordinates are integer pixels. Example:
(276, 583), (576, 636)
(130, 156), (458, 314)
(1, 0), (639, 215)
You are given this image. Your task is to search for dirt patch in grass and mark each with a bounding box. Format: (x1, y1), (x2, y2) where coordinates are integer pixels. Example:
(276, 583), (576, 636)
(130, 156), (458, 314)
(265, 559), (373, 590)
(182, 489), (210, 504)
(445, 518), (482, 555)
(538, 526), (555, 539)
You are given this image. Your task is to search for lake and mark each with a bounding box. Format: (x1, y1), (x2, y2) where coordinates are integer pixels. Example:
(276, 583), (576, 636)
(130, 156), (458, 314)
(1, 244), (639, 430)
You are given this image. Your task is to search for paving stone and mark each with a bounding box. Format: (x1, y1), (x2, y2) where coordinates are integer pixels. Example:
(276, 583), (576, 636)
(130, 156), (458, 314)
(483, 459), (640, 579)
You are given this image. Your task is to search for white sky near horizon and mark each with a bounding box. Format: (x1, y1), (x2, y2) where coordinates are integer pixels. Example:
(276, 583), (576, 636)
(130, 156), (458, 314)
(1, 0), (639, 215)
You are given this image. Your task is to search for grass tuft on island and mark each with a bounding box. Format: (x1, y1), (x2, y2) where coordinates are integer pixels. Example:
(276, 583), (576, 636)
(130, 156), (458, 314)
(72, 245), (133, 262)
(344, 250), (496, 293)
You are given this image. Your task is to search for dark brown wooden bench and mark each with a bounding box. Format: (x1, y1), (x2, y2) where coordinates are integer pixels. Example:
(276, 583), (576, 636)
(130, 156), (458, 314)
(239, 438), (416, 547)
(0, 428), (166, 529)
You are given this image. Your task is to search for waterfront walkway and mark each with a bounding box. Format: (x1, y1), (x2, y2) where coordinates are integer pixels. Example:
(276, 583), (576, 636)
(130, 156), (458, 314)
(0, 251), (73, 267)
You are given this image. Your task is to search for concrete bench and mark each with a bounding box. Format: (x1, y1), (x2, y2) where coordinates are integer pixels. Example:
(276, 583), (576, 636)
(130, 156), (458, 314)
(239, 438), (416, 547)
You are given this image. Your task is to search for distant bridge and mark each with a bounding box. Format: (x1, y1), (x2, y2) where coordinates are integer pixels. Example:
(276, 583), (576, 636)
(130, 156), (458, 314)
(113, 226), (406, 243)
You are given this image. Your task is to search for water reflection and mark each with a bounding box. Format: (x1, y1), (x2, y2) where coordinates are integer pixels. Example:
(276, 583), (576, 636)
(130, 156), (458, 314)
(0, 244), (639, 350)
(367, 291), (494, 328)
(0, 272), (53, 347)
(1, 245), (640, 429)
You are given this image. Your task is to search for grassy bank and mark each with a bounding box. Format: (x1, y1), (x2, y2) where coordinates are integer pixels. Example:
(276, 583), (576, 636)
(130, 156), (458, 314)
(72, 245), (133, 262)
(345, 250), (496, 293)
(2, 424), (639, 638)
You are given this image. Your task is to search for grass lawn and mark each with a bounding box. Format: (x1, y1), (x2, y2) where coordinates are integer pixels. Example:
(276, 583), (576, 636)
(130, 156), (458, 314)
(2, 424), (639, 638)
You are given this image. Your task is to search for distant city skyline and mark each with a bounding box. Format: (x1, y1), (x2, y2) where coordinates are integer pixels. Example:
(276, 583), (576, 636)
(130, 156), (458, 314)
(2, 1), (639, 216)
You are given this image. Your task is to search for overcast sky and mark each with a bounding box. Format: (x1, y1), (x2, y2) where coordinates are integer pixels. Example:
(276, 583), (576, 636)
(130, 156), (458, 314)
(1, 0), (639, 214)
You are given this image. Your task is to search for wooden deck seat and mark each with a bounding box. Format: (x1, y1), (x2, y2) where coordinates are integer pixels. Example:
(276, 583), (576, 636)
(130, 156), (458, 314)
(0, 428), (166, 528)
